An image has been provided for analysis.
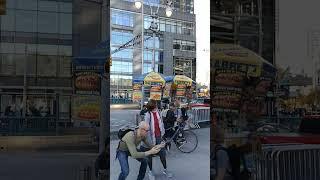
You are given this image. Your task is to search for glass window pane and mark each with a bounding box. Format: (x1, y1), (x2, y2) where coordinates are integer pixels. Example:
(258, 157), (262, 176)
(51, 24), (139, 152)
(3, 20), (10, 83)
(16, 0), (37, 10)
(14, 54), (36, 76)
(27, 55), (37, 76)
(1, 54), (15, 75)
(38, 44), (58, 55)
(16, 10), (37, 32)
(38, 12), (58, 33)
(59, 96), (70, 114)
(59, 46), (72, 56)
(15, 54), (25, 76)
(37, 55), (57, 77)
(59, 2), (72, 13)
(166, 24), (171, 32)
(39, 0), (58, 12)
(7, 0), (16, 8)
(59, 13), (72, 34)
(1, 10), (15, 31)
(0, 43), (15, 54)
(58, 56), (71, 77)
(14, 43), (28, 54)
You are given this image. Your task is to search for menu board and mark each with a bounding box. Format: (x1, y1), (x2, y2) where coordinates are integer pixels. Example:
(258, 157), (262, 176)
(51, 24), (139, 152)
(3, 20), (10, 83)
(212, 87), (242, 111)
(132, 83), (143, 101)
(150, 85), (162, 100)
(132, 91), (142, 101)
(72, 95), (101, 121)
(176, 84), (186, 97)
(74, 72), (101, 95)
(214, 70), (245, 87)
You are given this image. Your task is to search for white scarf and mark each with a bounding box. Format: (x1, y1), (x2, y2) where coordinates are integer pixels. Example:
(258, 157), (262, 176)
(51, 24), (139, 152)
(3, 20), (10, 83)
(146, 110), (165, 145)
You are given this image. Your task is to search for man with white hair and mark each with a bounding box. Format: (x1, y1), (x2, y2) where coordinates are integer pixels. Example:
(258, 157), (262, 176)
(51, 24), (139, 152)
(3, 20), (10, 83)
(116, 121), (165, 180)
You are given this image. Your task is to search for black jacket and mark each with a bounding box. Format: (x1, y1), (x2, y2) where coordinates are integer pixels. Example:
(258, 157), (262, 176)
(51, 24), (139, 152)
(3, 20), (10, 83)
(164, 109), (176, 129)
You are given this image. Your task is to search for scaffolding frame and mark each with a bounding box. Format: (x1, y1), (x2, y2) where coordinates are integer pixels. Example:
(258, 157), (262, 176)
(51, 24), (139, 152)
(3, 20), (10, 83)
(211, 0), (263, 55)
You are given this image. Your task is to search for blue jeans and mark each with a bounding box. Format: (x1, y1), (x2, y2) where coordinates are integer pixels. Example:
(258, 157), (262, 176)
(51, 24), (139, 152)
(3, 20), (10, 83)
(117, 150), (148, 180)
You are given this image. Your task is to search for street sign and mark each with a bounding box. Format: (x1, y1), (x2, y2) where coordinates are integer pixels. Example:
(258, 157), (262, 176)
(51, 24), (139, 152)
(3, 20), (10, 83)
(73, 57), (105, 73)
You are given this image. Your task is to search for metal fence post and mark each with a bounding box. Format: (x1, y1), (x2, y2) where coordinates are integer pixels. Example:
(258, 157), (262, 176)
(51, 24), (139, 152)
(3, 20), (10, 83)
(55, 93), (59, 136)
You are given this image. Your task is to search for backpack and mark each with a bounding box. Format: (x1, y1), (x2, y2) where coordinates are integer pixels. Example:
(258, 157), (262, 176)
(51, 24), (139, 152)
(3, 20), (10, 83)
(214, 145), (251, 180)
(118, 127), (134, 140)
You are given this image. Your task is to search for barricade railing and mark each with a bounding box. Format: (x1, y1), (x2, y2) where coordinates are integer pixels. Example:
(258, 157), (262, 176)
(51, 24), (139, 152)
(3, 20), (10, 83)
(254, 144), (320, 180)
(258, 116), (302, 132)
(190, 107), (210, 128)
(134, 107), (210, 128)
(110, 98), (133, 104)
(77, 161), (108, 180)
(77, 165), (94, 180)
(0, 117), (56, 135)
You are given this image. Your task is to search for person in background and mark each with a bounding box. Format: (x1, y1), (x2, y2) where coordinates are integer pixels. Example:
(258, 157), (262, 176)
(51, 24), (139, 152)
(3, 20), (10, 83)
(238, 133), (261, 175)
(163, 102), (179, 151)
(140, 105), (148, 116)
(212, 126), (233, 180)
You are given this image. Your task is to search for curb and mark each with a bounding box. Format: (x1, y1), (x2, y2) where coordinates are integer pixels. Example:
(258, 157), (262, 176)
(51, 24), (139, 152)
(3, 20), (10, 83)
(110, 104), (140, 110)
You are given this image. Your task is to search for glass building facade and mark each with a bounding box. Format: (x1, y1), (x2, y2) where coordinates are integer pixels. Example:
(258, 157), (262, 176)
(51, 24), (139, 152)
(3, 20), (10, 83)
(0, 0), (73, 118)
(110, 0), (196, 98)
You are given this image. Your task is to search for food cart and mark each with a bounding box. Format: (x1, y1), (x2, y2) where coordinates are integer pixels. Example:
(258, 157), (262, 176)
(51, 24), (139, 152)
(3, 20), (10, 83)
(132, 71), (166, 104)
(211, 43), (276, 145)
(164, 75), (197, 104)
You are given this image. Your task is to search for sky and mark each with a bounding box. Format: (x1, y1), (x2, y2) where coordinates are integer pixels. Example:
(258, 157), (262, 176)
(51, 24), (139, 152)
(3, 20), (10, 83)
(194, 0), (210, 86)
(278, 0), (320, 76)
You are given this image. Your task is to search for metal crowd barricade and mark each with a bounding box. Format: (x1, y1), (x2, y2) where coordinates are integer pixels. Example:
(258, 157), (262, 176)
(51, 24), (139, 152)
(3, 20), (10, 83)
(77, 165), (94, 180)
(254, 144), (320, 180)
(0, 117), (56, 136)
(190, 107), (210, 128)
(110, 98), (133, 104)
(134, 107), (210, 128)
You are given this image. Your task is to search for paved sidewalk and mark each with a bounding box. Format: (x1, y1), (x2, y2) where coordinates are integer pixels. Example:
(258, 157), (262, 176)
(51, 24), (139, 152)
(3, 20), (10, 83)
(0, 152), (96, 180)
(110, 128), (210, 180)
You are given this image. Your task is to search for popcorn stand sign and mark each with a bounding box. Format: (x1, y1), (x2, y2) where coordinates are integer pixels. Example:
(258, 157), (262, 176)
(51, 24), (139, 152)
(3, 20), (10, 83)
(72, 95), (101, 121)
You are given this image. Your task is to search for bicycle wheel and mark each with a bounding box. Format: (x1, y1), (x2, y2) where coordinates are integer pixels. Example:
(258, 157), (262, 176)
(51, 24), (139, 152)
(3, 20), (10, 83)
(176, 130), (198, 153)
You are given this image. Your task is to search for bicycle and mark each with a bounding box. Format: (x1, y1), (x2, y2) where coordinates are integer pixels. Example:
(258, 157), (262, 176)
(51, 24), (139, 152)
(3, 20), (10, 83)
(164, 120), (198, 153)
